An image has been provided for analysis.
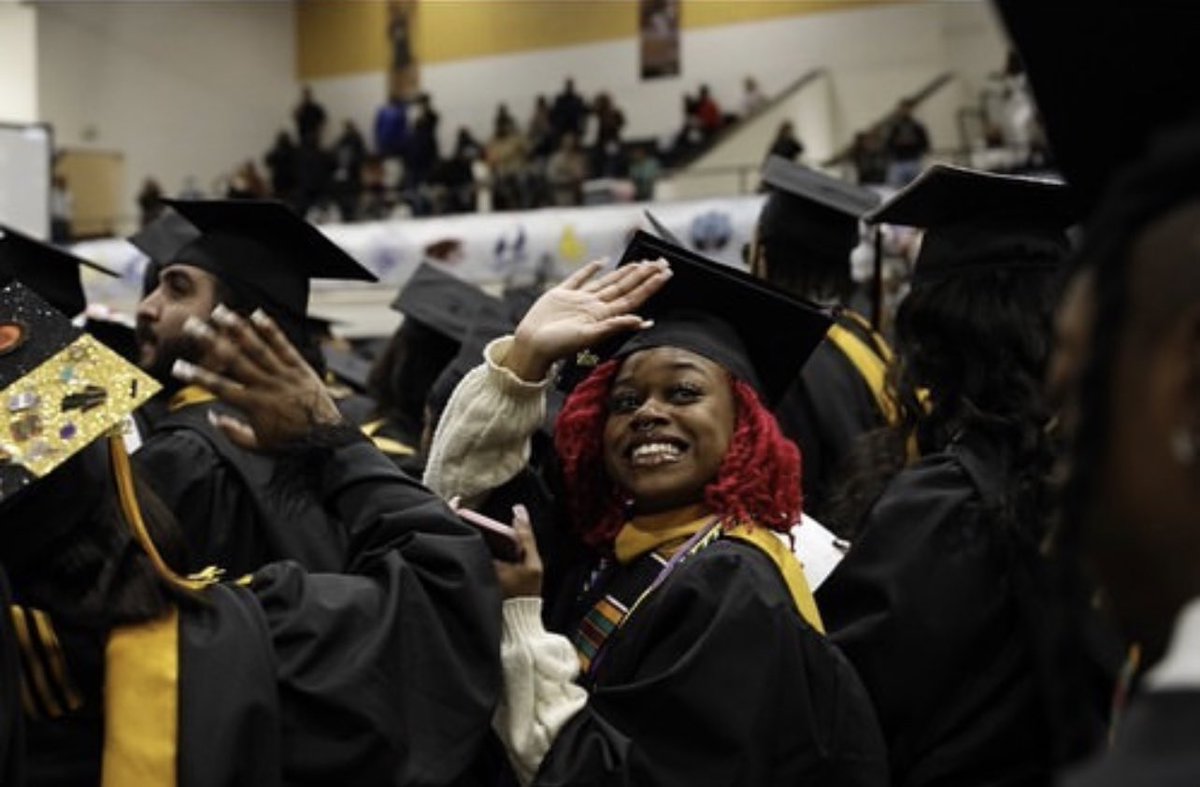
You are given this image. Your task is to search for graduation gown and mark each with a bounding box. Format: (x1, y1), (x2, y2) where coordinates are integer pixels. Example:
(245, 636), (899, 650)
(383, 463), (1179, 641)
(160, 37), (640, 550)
(532, 537), (888, 786)
(135, 389), (347, 576)
(1060, 690), (1200, 787)
(816, 430), (1109, 787)
(774, 311), (892, 523)
(16, 440), (502, 786)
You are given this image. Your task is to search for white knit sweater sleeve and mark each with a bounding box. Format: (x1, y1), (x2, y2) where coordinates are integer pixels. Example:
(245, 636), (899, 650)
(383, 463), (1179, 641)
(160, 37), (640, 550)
(494, 597), (589, 785)
(422, 336), (550, 504)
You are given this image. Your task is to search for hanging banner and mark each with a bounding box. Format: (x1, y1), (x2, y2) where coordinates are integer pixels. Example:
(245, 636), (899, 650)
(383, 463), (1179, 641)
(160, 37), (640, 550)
(640, 0), (680, 80)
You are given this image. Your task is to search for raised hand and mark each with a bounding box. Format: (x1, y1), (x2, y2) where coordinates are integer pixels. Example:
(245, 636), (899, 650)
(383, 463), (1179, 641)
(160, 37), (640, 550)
(504, 258), (672, 382)
(172, 304), (343, 452)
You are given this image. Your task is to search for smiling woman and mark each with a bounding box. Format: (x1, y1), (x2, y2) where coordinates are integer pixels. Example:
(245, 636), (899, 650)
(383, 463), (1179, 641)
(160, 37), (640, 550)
(424, 234), (888, 786)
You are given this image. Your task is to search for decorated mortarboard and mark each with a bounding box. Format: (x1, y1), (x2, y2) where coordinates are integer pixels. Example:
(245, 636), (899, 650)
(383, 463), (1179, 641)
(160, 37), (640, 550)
(758, 155), (881, 263)
(997, 2), (1200, 215)
(390, 262), (502, 344)
(0, 225), (119, 317)
(128, 200), (377, 330)
(559, 231), (833, 406)
(0, 281), (159, 505)
(865, 164), (1075, 285)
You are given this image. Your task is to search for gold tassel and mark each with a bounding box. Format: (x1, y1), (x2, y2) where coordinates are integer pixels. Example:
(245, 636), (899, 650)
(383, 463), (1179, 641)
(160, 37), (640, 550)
(106, 435), (221, 593)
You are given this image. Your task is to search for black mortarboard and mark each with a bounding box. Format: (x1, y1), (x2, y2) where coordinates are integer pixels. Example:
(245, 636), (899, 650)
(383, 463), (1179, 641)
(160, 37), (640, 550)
(0, 281), (159, 505)
(996, 2), (1200, 215)
(758, 155), (880, 263)
(560, 231), (833, 405)
(322, 345), (373, 391)
(427, 301), (518, 421)
(128, 200), (377, 331)
(866, 164), (1074, 285)
(390, 262), (501, 344)
(0, 225), (118, 317)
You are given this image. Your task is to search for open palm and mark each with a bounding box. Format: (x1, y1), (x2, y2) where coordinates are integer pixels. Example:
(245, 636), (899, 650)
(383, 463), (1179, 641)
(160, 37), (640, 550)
(506, 258), (672, 381)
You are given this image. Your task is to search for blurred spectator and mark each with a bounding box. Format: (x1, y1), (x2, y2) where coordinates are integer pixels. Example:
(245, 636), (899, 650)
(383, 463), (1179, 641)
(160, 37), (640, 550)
(293, 85), (327, 146)
(294, 138), (334, 218)
(265, 131), (298, 202)
(527, 95), (554, 159)
(50, 174), (72, 243)
(694, 84), (723, 136)
(494, 103), (518, 136)
(669, 95), (705, 164)
(487, 115), (529, 210)
(426, 143), (477, 215)
(741, 76), (768, 117)
(885, 98), (930, 186)
(333, 120), (368, 220)
(405, 93), (441, 193)
(593, 91), (626, 146)
(359, 154), (391, 220)
(226, 160), (268, 199)
(851, 127), (889, 186)
(628, 145), (661, 201)
(767, 120), (804, 162)
(546, 132), (588, 206)
(550, 78), (588, 143)
(137, 178), (165, 228)
(374, 93), (410, 159)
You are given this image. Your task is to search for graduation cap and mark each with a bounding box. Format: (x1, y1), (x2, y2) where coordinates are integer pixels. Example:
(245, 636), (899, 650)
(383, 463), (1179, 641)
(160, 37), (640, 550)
(427, 300), (519, 420)
(866, 164), (1074, 285)
(758, 155), (881, 264)
(0, 225), (119, 317)
(390, 262), (501, 344)
(996, 2), (1200, 215)
(129, 200), (377, 335)
(559, 231), (833, 405)
(0, 281), (159, 505)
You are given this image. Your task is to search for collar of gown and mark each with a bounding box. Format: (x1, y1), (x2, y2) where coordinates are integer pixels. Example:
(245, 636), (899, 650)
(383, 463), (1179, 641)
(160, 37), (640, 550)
(614, 504), (713, 565)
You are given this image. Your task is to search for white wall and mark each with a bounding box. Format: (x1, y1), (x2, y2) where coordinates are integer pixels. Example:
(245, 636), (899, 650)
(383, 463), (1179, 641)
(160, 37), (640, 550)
(0, 2), (39, 123)
(36, 0), (298, 233)
(313, 1), (1010, 167)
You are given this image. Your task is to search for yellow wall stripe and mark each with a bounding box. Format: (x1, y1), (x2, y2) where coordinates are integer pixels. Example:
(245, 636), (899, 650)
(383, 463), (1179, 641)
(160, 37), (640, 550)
(297, 0), (905, 79)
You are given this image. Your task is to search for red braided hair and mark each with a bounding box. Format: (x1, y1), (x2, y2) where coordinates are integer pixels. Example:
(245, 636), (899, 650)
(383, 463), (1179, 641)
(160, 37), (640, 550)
(554, 359), (802, 548)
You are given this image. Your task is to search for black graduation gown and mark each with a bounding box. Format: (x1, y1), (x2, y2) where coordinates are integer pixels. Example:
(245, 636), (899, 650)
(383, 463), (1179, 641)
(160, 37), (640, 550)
(532, 538), (889, 787)
(816, 431), (1106, 787)
(774, 312), (889, 524)
(1060, 690), (1200, 787)
(135, 396), (347, 576)
(19, 440), (502, 786)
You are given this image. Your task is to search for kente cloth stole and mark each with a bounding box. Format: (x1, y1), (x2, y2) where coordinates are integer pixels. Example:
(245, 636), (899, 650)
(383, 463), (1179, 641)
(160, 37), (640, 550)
(571, 520), (723, 680)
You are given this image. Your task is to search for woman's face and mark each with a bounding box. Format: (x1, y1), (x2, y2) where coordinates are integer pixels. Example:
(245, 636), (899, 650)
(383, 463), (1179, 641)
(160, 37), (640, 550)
(602, 347), (736, 515)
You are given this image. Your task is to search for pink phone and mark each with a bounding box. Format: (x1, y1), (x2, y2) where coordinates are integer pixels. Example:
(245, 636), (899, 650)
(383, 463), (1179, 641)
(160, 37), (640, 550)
(456, 507), (525, 563)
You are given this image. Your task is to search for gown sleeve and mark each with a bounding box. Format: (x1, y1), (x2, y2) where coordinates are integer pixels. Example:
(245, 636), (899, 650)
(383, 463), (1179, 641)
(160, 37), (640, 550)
(247, 439), (503, 785)
(532, 543), (889, 787)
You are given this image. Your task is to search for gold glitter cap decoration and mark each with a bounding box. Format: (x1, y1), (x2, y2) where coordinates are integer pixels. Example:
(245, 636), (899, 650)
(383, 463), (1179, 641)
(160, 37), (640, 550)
(0, 281), (160, 504)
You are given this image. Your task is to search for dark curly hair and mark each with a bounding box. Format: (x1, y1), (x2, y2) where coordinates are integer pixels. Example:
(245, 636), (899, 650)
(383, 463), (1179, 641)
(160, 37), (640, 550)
(826, 262), (1064, 540)
(554, 358), (802, 548)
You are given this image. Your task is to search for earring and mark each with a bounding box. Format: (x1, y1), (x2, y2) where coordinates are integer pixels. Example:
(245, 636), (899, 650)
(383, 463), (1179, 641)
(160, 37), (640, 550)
(1169, 426), (1197, 466)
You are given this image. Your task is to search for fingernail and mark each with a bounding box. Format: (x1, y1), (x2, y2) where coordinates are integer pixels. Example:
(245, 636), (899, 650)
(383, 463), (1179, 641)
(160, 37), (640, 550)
(639, 319), (655, 329)
(210, 304), (239, 327)
(182, 316), (214, 340)
(513, 504), (529, 522)
(172, 359), (197, 382)
(206, 410), (222, 428)
(249, 308), (271, 328)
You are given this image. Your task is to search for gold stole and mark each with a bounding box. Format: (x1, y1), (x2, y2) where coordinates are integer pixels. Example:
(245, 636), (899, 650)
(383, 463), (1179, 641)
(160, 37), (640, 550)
(101, 608), (180, 787)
